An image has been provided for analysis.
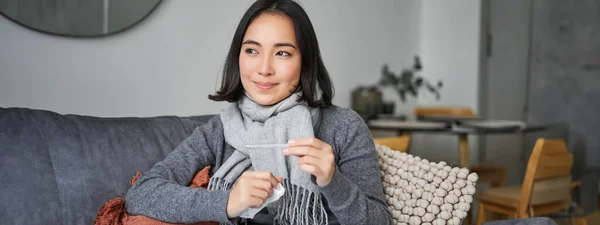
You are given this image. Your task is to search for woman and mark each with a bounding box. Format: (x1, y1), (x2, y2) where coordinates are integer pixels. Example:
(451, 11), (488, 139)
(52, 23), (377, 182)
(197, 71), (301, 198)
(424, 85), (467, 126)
(125, 0), (391, 224)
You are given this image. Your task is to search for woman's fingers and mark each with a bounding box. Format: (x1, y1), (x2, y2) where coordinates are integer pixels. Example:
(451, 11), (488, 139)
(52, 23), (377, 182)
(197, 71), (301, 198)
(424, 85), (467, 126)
(248, 196), (266, 208)
(285, 138), (336, 187)
(297, 155), (321, 167)
(252, 179), (273, 197)
(227, 170), (283, 218)
(283, 146), (321, 157)
(297, 155), (327, 176)
(250, 183), (271, 199)
(245, 171), (281, 188)
(298, 164), (317, 174)
(288, 138), (331, 152)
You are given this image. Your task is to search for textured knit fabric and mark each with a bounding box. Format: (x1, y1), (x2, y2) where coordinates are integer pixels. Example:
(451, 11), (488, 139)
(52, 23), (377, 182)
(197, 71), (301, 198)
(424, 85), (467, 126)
(0, 107), (212, 225)
(95, 167), (216, 225)
(125, 106), (392, 225)
(210, 93), (326, 224)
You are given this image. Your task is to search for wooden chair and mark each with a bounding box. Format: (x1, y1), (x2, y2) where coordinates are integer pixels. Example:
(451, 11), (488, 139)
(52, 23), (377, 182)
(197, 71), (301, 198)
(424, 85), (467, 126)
(415, 106), (509, 225)
(475, 138), (587, 225)
(414, 107), (479, 119)
(413, 106), (508, 187)
(373, 134), (411, 153)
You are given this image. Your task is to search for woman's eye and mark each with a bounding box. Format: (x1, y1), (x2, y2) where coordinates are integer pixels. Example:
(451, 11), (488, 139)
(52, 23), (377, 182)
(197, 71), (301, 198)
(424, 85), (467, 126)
(276, 51), (291, 57)
(245, 48), (258, 54)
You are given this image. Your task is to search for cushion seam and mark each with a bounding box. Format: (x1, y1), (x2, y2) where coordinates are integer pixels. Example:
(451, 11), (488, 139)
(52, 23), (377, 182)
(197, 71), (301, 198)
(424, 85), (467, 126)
(29, 110), (65, 225)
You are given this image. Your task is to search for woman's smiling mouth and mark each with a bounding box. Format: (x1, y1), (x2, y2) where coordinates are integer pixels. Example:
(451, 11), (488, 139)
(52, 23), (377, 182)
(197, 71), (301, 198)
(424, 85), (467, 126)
(254, 82), (278, 90)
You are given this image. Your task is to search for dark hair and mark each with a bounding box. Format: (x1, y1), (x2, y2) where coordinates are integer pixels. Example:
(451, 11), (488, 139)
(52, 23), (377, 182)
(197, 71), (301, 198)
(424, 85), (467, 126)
(208, 0), (334, 107)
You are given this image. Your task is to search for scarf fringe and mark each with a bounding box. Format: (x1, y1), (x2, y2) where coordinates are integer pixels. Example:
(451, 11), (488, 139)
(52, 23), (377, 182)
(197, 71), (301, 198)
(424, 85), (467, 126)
(208, 178), (327, 225)
(207, 177), (233, 191)
(208, 177), (246, 225)
(274, 179), (327, 225)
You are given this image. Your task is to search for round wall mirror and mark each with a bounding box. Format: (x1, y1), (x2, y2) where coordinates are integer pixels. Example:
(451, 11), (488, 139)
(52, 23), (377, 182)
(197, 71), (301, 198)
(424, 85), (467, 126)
(0, 0), (163, 37)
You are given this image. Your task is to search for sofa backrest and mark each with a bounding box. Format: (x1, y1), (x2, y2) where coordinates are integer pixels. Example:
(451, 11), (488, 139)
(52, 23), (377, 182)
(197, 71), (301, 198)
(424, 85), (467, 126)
(0, 107), (214, 225)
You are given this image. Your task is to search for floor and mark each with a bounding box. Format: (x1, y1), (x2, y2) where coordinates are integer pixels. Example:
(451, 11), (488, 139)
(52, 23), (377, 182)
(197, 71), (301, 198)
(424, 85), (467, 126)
(554, 210), (598, 225)
(552, 194), (599, 225)
(475, 194), (599, 225)
(586, 207), (599, 224)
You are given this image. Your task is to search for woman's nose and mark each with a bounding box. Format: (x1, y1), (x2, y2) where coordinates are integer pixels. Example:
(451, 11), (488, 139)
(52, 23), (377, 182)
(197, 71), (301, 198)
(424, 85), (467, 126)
(257, 56), (274, 76)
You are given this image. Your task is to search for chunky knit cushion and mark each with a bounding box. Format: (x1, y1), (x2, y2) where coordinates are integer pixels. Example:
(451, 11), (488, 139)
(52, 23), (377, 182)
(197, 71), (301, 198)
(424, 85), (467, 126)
(375, 144), (479, 225)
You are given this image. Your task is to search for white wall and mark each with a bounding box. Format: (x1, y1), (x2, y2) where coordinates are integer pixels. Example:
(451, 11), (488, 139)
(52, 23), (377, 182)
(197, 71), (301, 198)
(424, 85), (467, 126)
(301, 0), (421, 117)
(0, 0), (420, 117)
(417, 0), (481, 109)
(410, 0), (483, 164)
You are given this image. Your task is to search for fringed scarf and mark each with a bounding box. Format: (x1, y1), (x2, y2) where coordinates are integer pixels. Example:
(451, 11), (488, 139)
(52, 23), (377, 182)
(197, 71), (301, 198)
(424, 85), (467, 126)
(207, 92), (327, 225)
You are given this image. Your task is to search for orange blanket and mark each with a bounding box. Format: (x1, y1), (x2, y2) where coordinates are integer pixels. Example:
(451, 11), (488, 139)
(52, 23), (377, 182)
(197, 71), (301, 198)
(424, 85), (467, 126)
(95, 166), (218, 225)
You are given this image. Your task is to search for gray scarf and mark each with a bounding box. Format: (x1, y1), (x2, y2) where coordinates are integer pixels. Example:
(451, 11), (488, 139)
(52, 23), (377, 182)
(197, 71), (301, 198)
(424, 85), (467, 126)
(208, 92), (327, 225)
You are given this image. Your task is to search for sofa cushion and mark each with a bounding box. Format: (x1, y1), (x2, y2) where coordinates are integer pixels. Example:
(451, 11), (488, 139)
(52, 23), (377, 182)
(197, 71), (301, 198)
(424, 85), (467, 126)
(0, 107), (214, 225)
(0, 108), (63, 224)
(482, 217), (558, 225)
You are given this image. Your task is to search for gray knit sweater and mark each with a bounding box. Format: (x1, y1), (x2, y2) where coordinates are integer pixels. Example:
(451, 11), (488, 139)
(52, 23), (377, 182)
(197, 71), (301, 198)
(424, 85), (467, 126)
(125, 106), (392, 225)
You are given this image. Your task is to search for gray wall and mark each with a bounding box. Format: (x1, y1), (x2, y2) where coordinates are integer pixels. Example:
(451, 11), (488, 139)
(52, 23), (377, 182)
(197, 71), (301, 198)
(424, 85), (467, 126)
(481, 0), (532, 185)
(0, 0), (420, 117)
(479, 0), (599, 203)
(527, 0), (600, 169)
(525, 0), (600, 211)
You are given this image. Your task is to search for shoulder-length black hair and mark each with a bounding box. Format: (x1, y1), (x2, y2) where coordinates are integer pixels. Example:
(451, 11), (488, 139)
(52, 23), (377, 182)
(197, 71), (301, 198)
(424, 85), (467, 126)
(208, 0), (334, 107)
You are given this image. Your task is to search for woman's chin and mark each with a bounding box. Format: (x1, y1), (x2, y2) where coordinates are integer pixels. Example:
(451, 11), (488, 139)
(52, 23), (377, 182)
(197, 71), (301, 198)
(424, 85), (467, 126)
(246, 88), (297, 106)
(250, 95), (277, 106)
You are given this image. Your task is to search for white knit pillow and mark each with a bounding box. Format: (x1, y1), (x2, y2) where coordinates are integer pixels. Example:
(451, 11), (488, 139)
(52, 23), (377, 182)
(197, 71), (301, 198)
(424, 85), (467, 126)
(375, 144), (479, 225)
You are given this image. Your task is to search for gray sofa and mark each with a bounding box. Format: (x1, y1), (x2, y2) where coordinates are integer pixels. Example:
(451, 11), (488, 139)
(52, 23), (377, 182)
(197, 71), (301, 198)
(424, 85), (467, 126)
(0, 107), (560, 225)
(0, 107), (214, 225)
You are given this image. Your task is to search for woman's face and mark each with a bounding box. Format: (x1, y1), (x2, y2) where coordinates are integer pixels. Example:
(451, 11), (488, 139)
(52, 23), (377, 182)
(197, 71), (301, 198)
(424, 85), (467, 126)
(239, 13), (302, 106)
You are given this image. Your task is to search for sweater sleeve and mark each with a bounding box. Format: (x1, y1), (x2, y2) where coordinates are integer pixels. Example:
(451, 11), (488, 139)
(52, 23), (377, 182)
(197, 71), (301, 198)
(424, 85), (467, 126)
(124, 117), (233, 224)
(318, 110), (392, 225)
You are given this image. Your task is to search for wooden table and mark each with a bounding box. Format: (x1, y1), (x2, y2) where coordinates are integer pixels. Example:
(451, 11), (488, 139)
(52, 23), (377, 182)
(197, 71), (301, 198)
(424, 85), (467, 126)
(368, 119), (549, 168)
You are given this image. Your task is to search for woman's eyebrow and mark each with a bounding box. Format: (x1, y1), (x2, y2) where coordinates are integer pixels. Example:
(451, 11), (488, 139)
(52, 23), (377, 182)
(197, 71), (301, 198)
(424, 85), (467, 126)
(242, 39), (261, 46)
(242, 39), (297, 49)
(274, 42), (297, 49)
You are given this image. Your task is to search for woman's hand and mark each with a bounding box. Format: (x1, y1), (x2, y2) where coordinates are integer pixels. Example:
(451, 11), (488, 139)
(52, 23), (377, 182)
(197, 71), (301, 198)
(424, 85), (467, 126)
(283, 138), (335, 186)
(226, 171), (282, 218)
